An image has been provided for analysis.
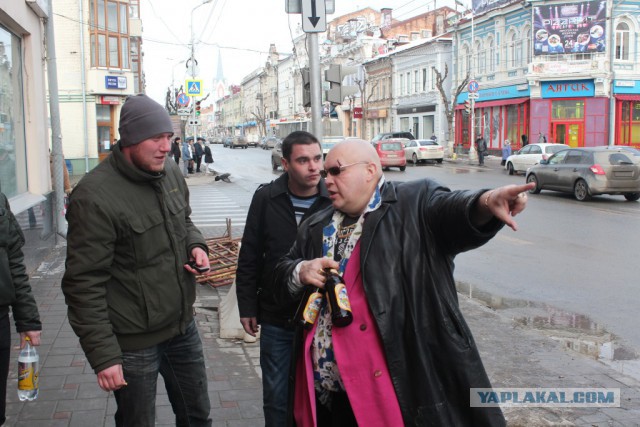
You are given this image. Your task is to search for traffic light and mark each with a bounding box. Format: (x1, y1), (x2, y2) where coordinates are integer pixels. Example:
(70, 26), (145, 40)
(464, 99), (472, 115)
(301, 67), (311, 108)
(325, 64), (359, 105)
(195, 101), (201, 116)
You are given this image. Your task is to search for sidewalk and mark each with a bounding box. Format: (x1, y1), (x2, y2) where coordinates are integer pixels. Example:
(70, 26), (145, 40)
(7, 178), (640, 426)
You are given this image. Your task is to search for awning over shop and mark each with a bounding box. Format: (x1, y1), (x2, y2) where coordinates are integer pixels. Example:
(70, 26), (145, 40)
(455, 97), (529, 109)
(615, 94), (640, 102)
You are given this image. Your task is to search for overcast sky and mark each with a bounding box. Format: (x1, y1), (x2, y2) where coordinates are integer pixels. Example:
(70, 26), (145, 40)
(141, 0), (461, 105)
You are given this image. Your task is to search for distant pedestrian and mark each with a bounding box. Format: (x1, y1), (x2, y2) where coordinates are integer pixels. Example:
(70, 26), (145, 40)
(62, 94), (212, 426)
(521, 134), (528, 147)
(431, 134), (437, 142)
(1, 192), (42, 425)
(203, 141), (214, 176)
(172, 137), (181, 165)
(476, 136), (487, 166)
(501, 139), (512, 166)
(194, 137), (205, 173)
(537, 133), (546, 144)
(181, 139), (192, 177)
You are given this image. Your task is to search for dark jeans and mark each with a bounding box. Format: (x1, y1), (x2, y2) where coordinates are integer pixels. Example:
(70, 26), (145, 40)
(260, 323), (294, 427)
(195, 156), (202, 172)
(0, 314), (11, 426)
(478, 149), (485, 165)
(114, 320), (211, 427)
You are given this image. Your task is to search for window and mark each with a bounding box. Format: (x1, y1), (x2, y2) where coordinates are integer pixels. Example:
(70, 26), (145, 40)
(89, 0), (130, 68)
(414, 70), (419, 92)
(488, 37), (495, 72)
(422, 68), (427, 91)
(431, 68), (436, 90)
(524, 27), (532, 64)
(96, 105), (114, 156)
(615, 22), (630, 60)
(406, 72), (412, 95)
(475, 41), (483, 74)
(0, 26), (27, 198)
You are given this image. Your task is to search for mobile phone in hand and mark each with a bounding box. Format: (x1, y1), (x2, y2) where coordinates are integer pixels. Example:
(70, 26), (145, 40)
(188, 261), (209, 273)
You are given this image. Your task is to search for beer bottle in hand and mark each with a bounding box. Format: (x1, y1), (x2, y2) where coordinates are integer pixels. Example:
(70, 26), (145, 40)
(324, 269), (353, 327)
(299, 287), (324, 330)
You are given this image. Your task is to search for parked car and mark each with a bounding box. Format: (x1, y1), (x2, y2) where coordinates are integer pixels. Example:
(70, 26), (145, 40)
(373, 139), (406, 171)
(209, 136), (223, 144)
(321, 136), (345, 158)
(262, 136), (281, 150)
(404, 139), (444, 164)
(594, 145), (640, 162)
(231, 135), (249, 149)
(525, 147), (640, 201)
(222, 136), (233, 148)
(271, 141), (283, 170)
(246, 134), (259, 147)
(505, 143), (569, 175)
(371, 131), (415, 143)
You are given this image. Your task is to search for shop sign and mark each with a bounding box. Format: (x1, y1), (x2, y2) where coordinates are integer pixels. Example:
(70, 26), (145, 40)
(366, 109), (387, 119)
(541, 79), (595, 98)
(533, 1), (607, 56)
(531, 60), (596, 74)
(456, 84), (530, 104)
(353, 107), (363, 119)
(613, 80), (640, 95)
(99, 96), (120, 105)
(105, 75), (127, 90)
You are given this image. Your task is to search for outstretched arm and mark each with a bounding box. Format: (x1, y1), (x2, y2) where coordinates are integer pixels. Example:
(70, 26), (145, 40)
(472, 182), (535, 231)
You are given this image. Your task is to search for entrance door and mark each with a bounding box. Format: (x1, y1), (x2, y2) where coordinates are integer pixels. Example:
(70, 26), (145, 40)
(552, 122), (583, 147)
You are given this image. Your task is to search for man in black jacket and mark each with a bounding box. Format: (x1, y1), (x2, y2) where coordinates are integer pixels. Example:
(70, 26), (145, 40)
(236, 131), (331, 426)
(194, 137), (205, 172)
(0, 192), (41, 424)
(274, 139), (535, 426)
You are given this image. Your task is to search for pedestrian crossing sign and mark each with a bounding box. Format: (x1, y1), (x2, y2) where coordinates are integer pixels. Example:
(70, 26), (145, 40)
(186, 79), (202, 96)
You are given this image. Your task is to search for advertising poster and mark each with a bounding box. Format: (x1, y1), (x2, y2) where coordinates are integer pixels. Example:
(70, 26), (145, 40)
(533, 1), (607, 56)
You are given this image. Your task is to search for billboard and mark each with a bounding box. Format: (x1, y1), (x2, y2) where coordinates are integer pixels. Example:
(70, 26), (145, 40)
(533, 1), (607, 56)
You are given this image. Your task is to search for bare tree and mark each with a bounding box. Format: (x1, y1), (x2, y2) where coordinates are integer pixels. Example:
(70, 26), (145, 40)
(432, 64), (469, 149)
(354, 76), (378, 140)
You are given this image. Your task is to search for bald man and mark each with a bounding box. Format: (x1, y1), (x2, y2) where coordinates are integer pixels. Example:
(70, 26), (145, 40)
(275, 140), (533, 426)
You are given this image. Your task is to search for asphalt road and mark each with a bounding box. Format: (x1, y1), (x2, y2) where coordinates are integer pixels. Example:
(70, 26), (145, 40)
(207, 144), (640, 352)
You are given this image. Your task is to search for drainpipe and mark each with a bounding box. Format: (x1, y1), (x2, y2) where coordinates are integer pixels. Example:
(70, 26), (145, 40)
(79, 0), (90, 171)
(45, 0), (66, 237)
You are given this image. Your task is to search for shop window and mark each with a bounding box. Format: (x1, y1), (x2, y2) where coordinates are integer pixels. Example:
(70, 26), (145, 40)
(615, 22), (630, 61)
(0, 26), (27, 198)
(487, 37), (495, 73)
(89, 0), (130, 68)
(552, 100), (584, 120)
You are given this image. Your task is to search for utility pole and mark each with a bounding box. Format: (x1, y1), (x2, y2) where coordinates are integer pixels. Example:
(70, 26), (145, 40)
(469, 8), (477, 163)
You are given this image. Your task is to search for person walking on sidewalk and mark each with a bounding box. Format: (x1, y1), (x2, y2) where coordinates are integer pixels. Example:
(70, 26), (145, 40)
(61, 94), (212, 427)
(476, 136), (487, 166)
(203, 141), (214, 176)
(274, 139), (534, 426)
(181, 138), (193, 178)
(194, 137), (205, 173)
(236, 131), (331, 427)
(171, 137), (181, 165)
(501, 139), (512, 167)
(0, 192), (42, 426)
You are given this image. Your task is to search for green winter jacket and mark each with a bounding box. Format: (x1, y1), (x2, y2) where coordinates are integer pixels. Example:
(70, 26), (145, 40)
(0, 193), (42, 332)
(61, 145), (207, 373)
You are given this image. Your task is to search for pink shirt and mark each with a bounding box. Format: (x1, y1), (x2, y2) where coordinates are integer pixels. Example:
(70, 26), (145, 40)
(294, 242), (404, 426)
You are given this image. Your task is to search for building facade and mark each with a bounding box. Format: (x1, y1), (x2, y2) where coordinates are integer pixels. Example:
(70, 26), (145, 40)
(0, 0), (51, 215)
(53, 0), (143, 175)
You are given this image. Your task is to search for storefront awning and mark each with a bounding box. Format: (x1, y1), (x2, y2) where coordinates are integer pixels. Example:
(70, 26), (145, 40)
(615, 94), (640, 102)
(456, 97), (529, 109)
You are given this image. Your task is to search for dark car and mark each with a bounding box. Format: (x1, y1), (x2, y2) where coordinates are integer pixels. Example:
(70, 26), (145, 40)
(525, 147), (640, 201)
(371, 131), (416, 143)
(222, 136), (233, 148)
(231, 135), (248, 149)
(271, 141), (283, 170)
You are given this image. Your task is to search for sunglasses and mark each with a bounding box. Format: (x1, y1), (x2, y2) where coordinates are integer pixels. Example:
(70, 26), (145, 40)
(320, 161), (369, 178)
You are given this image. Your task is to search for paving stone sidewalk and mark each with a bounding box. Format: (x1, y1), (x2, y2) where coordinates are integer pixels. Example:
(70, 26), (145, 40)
(6, 171), (640, 425)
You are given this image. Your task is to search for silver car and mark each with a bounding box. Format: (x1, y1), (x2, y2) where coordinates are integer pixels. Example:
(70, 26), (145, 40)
(525, 147), (640, 201)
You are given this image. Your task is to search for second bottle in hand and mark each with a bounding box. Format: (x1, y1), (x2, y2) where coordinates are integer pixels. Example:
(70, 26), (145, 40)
(324, 268), (353, 327)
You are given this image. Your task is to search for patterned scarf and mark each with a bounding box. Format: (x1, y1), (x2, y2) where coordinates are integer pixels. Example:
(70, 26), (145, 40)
(321, 176), (385, 272)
